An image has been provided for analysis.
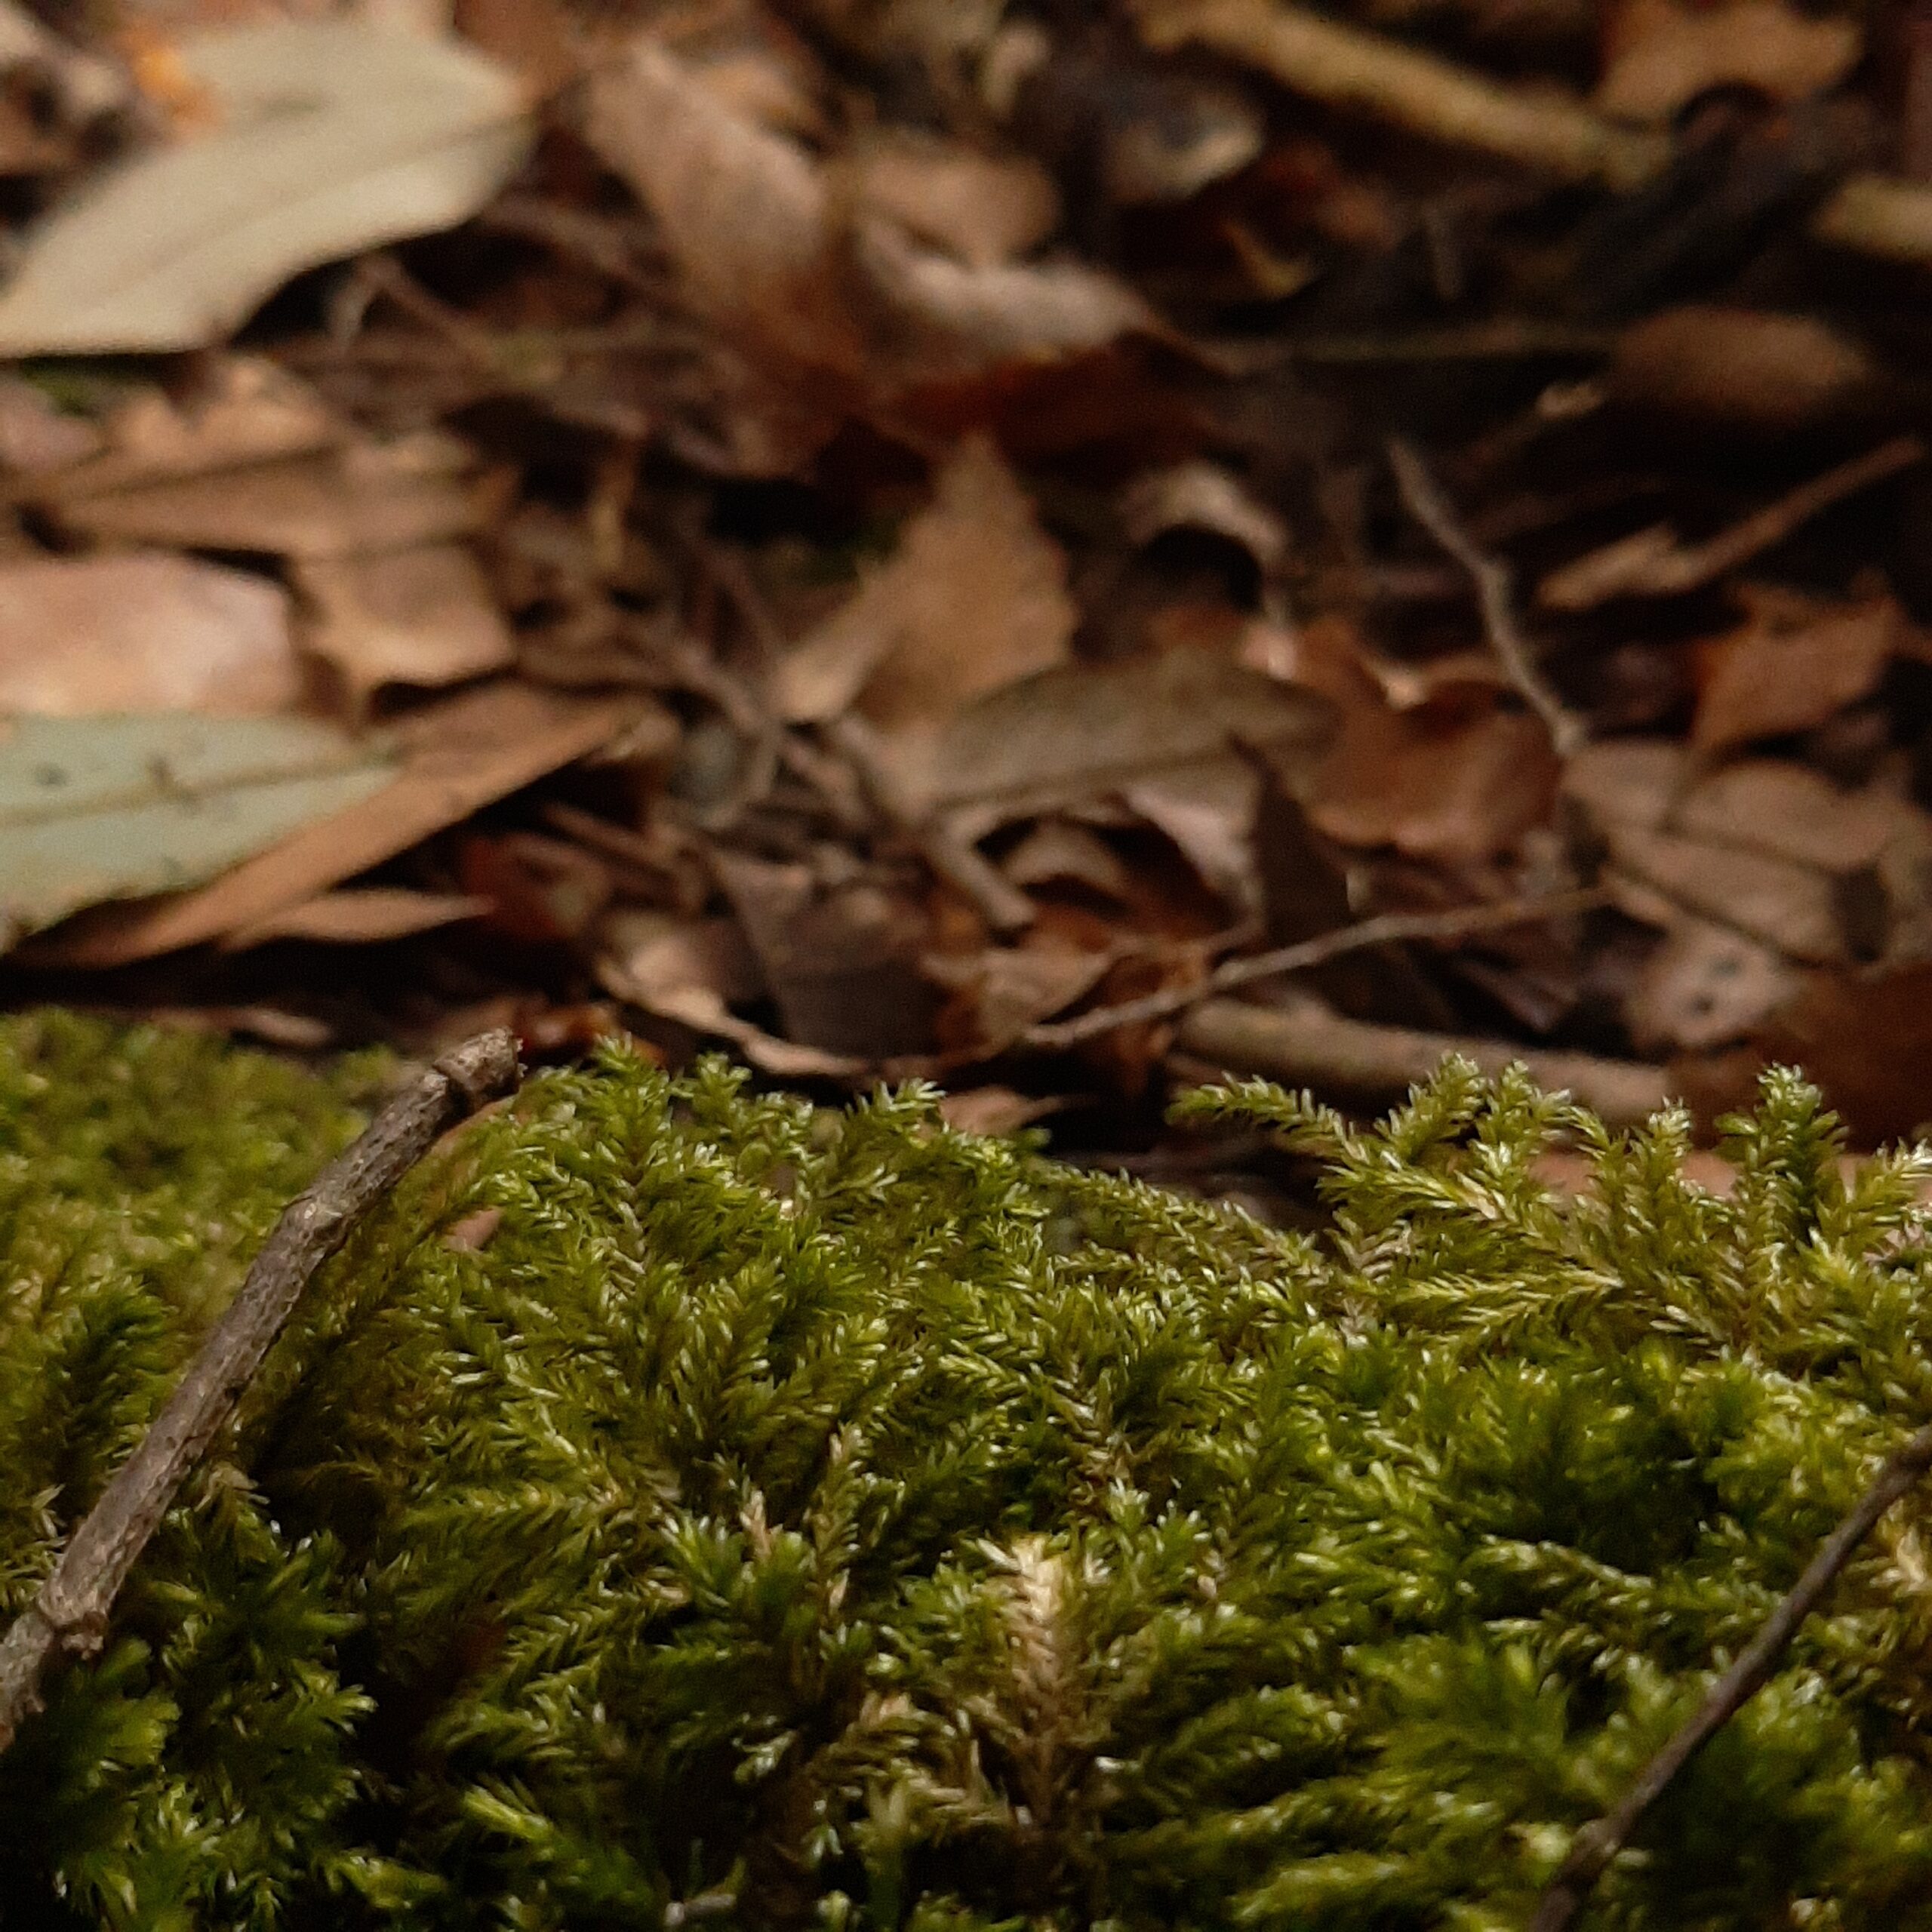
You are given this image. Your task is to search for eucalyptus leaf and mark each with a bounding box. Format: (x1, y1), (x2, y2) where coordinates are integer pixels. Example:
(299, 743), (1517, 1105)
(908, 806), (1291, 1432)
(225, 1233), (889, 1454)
(0, 22), (531, 355)
(0, 712), (395, 947)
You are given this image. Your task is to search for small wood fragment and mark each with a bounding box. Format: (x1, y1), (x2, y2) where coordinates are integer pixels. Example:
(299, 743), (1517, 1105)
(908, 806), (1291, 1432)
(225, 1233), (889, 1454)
(0, 1027), (522, 1754)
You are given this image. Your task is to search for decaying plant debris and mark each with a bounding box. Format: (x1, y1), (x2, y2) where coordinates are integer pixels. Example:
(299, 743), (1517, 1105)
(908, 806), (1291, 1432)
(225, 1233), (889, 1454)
(11, 0), (1932, 1156)
(6, 1012), (1932, 1927)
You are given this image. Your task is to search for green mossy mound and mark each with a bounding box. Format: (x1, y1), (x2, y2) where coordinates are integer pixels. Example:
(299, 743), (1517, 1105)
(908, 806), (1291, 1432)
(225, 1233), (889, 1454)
(5, 1013), (1932, 1930)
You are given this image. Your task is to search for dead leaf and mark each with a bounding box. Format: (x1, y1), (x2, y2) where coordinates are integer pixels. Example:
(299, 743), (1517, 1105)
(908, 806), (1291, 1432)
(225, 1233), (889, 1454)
(1291, 618), (1558, 863)
(295, 544), (515, 703)
(1118, 460), (1287, 575)
(224, 887), (491, 947)
(586, 34), (864, 377)
(844, 134), (1060, 269)
(0, 712), (395, 950)
(851, 215), (1154, 380)
(52, 433), (485, 558)
(38, 681), (655, 965)
(1752, 964), (1932, 1144)
(918, 648), (1337, 827)
(458, 832), (614, 944)
(1608, 306), (1877, 432)
(1626, 915), (1800, 1053)
(598, 907), (765, 1007)
(1001, 819), (1136, 900)
(0, 552), (300, 714)
(1122, 754), (1263, 912)
(0, 379), (102, 474)
(610, 977), (869, 1078)
(1692, 588), (1900, 755)
(42, 358), (341, 499)
(937, 1085), (1066, 1135)
(1598, 0), (1861, 125)
(775, 438), (1072, 746)
(1606, 823), (1848, 961)
(927, 937), (1118, 1056)
(1673, 761), (1903, 873)
(1561, 737), (1691, 837)
(712, 850), (937, 1058)
(0, 21), (532, 354)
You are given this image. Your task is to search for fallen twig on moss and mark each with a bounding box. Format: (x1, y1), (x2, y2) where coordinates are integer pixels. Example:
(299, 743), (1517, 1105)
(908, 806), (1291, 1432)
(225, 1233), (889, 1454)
(1531, 1418), (1932, 1932)
(0, 1026), (522, 1754)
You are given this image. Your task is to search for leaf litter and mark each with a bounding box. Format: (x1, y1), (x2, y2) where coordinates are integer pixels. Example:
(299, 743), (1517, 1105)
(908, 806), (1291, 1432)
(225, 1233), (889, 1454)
(6, 0), (1932, 1160)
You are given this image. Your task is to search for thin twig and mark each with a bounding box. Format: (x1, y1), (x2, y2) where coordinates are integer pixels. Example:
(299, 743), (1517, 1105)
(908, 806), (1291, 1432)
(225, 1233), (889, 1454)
(0, 1029), (523, 1755)
(1530, 1420), (1932, 1932)
(1389, 438), (1586, 757)
(1024, 888), (1606, 1051)
(1538, 435), (1928, 613)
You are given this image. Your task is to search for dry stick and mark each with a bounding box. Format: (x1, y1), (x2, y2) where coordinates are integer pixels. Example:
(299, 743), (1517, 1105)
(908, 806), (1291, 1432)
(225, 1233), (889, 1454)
(1387, 438), (1586, 757)
(1025, 888), (1606, 1051)
(1531, 1419), (1932, 1932)
(1538, 435), (1929, 613)
(0, 1028), (523, 1755)
(1176, 995), (1671, 1129)
(1134, 0), (1932, 266)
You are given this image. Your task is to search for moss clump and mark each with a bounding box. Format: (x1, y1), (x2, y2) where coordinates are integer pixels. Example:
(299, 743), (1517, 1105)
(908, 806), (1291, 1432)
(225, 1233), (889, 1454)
(5, 1016), (1932, 1930)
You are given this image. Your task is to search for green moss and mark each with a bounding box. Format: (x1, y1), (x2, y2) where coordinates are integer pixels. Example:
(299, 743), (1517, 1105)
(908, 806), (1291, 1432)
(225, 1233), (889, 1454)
(4, 1019), (1932, 1929)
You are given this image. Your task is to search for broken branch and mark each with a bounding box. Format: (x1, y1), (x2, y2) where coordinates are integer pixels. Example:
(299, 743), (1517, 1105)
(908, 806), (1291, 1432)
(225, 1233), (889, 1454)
(1530, 1418), (1932, 1932)
(0, 1028), (523, 1755)
(1026, 888), (1605, 1051)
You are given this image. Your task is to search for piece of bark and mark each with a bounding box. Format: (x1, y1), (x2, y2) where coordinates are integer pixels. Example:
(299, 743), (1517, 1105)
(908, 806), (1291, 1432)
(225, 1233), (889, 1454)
(0, 1028), (523, 1754)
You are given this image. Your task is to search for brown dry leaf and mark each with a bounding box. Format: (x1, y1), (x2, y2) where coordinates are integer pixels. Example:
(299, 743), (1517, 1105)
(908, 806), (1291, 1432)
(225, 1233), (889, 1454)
(1118, 460), (1287, 576)
(0, 380), (103, 473)
(223, 887), (491, 948)
(774, 435), (1074, 729)
(457, 832), (615, 944)
(1122, 754), (1263, 912)
(937, 1085), (1066, 1135)
(585, 35), (864, 377)
(713, 850), (937, 1057)
(1287, 619), (1558, 863)
(598, 907), (765, 1007)
(43, 358), (341, 499)
(295, 544), (515, 703)
(1001, 819), (1135, 900)
(1561, 737), (1688, 835)
(40, 681), (657, 965)
(1608, 307), (1877, 432)
(926, 937), (1118, 1057)
(0, 552), (300, 714)
(1691, 587), (1901, 755)
(1673, 760), (1903, 873)
(1752, 964), (1932, 1144)
(1606, 823), (1847, 961)
(1598, 0), (1861, 125)
(1625, 915), (1800, 1053)
(52, 432), (485, 558)
(844, 134), (1060, 269)
(919, 648), (1337, 828)
(851, 215), (1154, 382)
